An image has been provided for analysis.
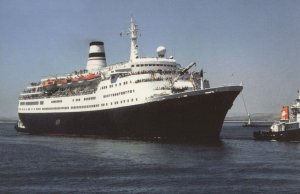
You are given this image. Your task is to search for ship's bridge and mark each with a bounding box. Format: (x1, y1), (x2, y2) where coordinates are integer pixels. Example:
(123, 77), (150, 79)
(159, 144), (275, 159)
(104, 57), (180, 77)
(128, 57), (180, 73)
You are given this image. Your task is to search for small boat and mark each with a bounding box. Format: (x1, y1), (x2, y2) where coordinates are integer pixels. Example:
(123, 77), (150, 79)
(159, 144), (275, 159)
(15, 120), (26, 132)
(240, 93), (269, 127)
(242, 114), (271, 127)
(242, 113), (253, 127)
(42, 80), (56, 87)
(56, 79), (68, 86)
(253, 93), (300, 141)
(42, 79), (57, 91)
(83, 73), (98, 81)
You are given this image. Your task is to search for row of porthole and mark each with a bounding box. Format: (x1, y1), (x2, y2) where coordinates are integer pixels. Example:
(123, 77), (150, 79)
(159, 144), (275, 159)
(51, 100), (62, 103)
(71, 104), (99, 109)
(19, 107), (68, 111)
(19, 98), (139, 111)
(100, 80), (133, 90)
(101, 98), (138, 107)
(132, 64), (176, 67)
(103, 90), (135, 98)
(20, 104), (99, 111)
(19, 101), (44, 106)
(84, 97), (96, 101)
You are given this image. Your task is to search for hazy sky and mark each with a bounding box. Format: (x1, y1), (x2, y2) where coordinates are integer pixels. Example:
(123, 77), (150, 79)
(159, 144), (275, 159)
(1, 0), (300, 119)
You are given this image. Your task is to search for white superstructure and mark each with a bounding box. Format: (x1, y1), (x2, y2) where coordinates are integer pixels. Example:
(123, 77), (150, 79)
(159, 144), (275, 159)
(18, 18), (208, 115)
(270, 92), (300, 132)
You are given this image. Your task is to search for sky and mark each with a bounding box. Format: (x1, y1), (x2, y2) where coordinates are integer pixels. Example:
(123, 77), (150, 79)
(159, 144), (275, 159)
(1, 0), (300, 119)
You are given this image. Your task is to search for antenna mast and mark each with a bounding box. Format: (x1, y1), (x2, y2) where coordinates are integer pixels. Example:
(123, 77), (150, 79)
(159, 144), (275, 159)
(129, 17), (139, 61)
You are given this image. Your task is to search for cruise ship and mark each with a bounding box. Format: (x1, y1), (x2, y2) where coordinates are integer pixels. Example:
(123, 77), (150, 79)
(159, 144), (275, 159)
(16, 18), (243, 141)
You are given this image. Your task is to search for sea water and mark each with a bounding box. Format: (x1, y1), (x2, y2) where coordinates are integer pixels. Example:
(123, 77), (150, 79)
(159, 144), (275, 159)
(0, 122), (299, 193)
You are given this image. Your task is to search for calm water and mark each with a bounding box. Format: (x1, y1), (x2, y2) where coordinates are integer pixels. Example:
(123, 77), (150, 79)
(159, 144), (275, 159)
(0, 122), (299, 194)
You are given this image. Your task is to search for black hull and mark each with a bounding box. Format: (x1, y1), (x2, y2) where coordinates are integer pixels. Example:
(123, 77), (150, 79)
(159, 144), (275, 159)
(18, 89), (241, 142)
(253, 129), (300, 141)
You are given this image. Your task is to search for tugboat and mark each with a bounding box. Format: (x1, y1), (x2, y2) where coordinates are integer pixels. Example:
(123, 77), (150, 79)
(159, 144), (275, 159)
(253, 92), (300, 141)
(16, 17), (243, 142)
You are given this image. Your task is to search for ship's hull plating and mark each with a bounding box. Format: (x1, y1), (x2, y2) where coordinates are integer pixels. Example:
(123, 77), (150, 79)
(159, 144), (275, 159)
(18, 87), (241, 141)
(253, 129), (300, 141)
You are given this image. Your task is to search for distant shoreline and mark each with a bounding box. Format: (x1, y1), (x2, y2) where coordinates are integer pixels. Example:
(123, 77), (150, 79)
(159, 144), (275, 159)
(0, 120), (17, 124)
(224, 120), (273, 123)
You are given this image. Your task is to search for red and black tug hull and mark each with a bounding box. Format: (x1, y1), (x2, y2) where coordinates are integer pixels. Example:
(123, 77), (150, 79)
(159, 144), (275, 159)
(17, 86), (242, 142)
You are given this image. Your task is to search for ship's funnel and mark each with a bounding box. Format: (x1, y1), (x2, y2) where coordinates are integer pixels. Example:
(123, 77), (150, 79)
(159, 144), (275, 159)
(280, 106), (289, 121)
(86, 41), (107, 72)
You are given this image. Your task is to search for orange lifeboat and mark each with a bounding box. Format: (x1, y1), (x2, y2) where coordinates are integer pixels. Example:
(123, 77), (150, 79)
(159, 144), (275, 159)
(56, 79), (68, 85)
(77, 75), (85, 82)
(71, 76), (80, 82)
(83, 73), (97, 81)
(42, 80), (56, 87)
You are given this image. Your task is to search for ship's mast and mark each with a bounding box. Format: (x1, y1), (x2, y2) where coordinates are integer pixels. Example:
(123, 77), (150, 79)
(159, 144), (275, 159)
(296, 90), (300, 122)
(129, 17), (139, 61)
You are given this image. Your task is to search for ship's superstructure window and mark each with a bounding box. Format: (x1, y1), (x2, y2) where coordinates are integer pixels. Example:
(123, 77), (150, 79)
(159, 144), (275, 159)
(51, 100), (62, 103)
(22, 87), (39, 94)
(84, 97), (96, 101)
(42, 107), (69, 110)
(25, 101), (39, 105)
(40, 101), (44, 105)
(71, 104), (99, 109)
(135, 77), (163, 83)
(131, 64), (176, 68)
(103, 90), (135, 98)
(20, 102), (25, 105)
(100, 98), (138, 107)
